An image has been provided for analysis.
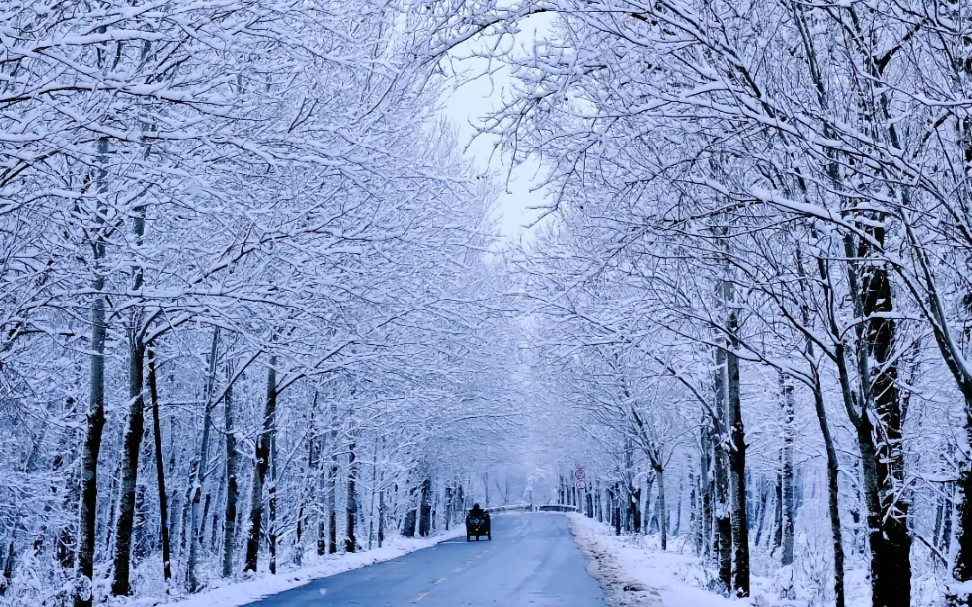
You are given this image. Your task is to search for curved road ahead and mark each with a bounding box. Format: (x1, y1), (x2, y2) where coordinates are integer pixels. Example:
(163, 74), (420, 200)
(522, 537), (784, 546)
(247, 513), (608, 607)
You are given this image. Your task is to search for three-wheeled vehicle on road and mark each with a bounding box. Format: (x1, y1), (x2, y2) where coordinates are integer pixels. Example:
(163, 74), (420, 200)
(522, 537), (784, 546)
(465, 504), (491, 541)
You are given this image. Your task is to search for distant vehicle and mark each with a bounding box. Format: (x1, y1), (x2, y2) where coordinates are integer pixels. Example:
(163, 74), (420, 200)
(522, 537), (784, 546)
(465, 503), (491, 541)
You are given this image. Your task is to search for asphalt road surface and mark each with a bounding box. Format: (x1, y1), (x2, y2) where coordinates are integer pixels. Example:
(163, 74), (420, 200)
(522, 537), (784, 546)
(246, 513), (608, 607)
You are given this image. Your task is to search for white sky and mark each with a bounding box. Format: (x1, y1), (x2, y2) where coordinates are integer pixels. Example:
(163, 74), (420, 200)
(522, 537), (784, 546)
(436, 13), (558, 245)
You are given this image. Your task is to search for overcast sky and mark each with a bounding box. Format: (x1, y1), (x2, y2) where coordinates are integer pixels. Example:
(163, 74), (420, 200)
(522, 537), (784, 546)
(437, 13), (558, 245)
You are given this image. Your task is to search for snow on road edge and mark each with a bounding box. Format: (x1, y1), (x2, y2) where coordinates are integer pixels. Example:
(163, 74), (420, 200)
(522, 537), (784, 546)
(134, 528), (465, 607)
(567, 514), (739, 607)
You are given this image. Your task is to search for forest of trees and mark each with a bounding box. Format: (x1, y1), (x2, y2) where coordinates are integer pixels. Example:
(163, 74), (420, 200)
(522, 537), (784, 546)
(427, 2), (972, 607)
(6, 2), (972, 607)
(0, 3), (526, 606)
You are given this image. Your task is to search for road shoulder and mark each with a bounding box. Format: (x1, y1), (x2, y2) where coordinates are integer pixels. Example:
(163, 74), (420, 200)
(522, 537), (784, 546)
(567, 514), (737, 607)
(153, 528), (464, 607)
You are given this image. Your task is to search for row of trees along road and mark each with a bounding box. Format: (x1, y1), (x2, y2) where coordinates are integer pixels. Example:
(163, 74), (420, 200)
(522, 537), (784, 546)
(422, 2), (972, 607)
(0, 2), (523, 606)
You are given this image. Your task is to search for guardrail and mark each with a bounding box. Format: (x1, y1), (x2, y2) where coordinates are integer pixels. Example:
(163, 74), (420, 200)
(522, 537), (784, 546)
(476, 503), (579, 514)
(484, 504), (533, 513)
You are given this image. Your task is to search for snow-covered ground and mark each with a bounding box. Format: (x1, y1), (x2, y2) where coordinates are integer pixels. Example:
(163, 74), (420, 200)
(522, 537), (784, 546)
(115, 529), (464, 607)
(569, 514), (745, 607)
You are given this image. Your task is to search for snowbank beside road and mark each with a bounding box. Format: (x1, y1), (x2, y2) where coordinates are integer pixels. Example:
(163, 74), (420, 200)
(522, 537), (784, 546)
(129, 529), (464, 607)
(568, 514), (737, 607)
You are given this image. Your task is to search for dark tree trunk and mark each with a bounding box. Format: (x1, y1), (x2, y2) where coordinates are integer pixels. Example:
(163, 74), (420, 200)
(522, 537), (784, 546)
(944, 480), (955, 556)
(222, 359), (238, 578)
(111, 333), (146, 597)
(727, 314), (750, 597)
(611, 484), (622, 536)
(244, 356), (277, 573)
(0, 541), (13, 596)
(268, 481), (277, 572)
(953, 454), (972, 607)
(689, 472), (702, 555)
(644, 475), (654, 534)
(444, 485), (453, 532)
(656, 467), (667, 550)
(699, 432), (712, 559)
(345, 440), (358, 553)
(595, 482), (602, 523)
(674, 474), (683, 537)
(111, 184), (150, 597)
(813, 376), (846, 607)
(418, 478), (432, 538)
(74, 137), (109, 607)
(188, 328), (220, 591)
(377, 489), (386, 548)
(403, 508), (417, 538)
(268, 414), (278, 573)
(147, 350), (172, 582)
(713, 349), (732, 594)
(753, 482), (769, 548)
(854, 229), (911, 607)
(327, 403), (339, 554)
(773, 469), (783, 552)
(780, 376), (796, 568)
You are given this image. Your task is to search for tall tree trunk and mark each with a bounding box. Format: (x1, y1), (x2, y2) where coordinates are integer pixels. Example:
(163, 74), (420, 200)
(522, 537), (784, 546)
(327, 404), (338, 554)
(773, 469), (783, 552)
(268, 426), (277, 573)
(378, 488), (386, 548)
(110, 167), (150, 598)
(656, 466), (668, 550)
(944, 480), (955, 556)
(713, 348), (732, 593)
(727, 309), (750, 597)
(188, 327), (220, 591)
(443, 484), (453, 534)
(345, 440), (358, 552)
(221, 359), (238, 578)
(851, 227), (910, 607)
(244, 355), (277, 573)
(110, 333), (146, 596)
(75, 136), (109, 607)
(418, 478), (432, 537)
(814, 377), (847, 607)
(789, 5), (899, 600)
(780, 375), (796, 568)
(147, 349), (172, 583)
(753, 481), (769, 548)
(674, 474), (683, 537)
(699, 430), (713, 559)
(630, 485), (642, 535)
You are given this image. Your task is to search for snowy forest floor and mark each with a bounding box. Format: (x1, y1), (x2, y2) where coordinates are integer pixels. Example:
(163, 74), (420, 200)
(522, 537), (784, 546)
(567, 513), (954, 607)
(569, 514), (787, 607)
(107, 528), (465, 607)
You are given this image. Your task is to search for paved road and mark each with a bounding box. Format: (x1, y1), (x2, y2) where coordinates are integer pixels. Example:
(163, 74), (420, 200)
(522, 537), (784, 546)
(247, 513), (608, 607)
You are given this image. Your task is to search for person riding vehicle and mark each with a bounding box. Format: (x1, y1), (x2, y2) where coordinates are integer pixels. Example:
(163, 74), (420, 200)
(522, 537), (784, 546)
(465, 503), (491, 541)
